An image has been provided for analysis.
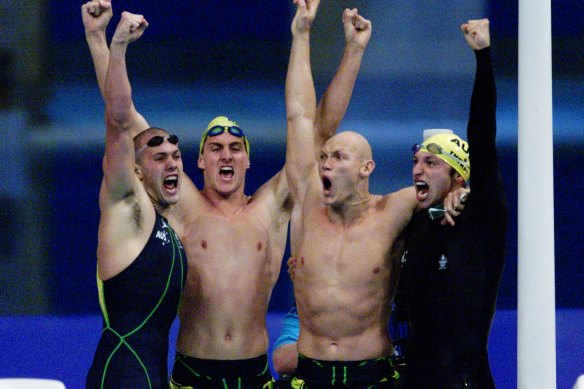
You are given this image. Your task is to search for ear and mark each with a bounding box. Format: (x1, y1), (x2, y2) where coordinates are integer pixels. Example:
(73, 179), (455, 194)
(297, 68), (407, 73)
(453, 172), (465, 186)
(197, 153), (205, 170)
(246, 155), (251, 170)
(360, 159), (375, 178)
(135, 164), (144, 181)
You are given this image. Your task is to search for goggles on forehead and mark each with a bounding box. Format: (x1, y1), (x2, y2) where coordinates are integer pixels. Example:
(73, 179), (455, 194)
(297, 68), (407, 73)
(137, 134), (179, 154)
(411, 142), (469, 172)
(200, 125), (250, 154)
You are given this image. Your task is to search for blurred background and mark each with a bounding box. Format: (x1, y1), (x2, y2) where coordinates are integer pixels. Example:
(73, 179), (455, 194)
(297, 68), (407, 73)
(0, 0), (582, 387)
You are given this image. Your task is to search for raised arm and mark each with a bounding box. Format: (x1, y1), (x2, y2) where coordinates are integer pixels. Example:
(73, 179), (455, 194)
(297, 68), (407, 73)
(313, 8), (371, 151)
(461, 19), (504, 205)
(82, 0), (149, 133)
(82, 0), (112, 98)
(285, 0), (321, 202)
(102, 12), (149, 201)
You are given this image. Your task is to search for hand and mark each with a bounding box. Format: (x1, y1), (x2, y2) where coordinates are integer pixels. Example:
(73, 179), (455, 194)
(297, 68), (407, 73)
(287, 257), (297, 280)
(461, 19), (490, 50)
(112, 11), (149, 45)
(441, 188), (470, 226)
(291, 0), (321, 36)
(82, 0), (113, 35)
(342, 8), (372, 51)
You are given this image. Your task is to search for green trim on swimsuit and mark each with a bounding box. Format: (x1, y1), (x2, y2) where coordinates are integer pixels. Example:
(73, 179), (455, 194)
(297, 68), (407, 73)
(95, 221), (182, 389)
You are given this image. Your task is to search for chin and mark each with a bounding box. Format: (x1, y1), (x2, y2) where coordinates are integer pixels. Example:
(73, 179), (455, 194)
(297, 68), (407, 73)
(164, 196), (180, 206)
(322, 194), (335, 205)
(415, 195), (432, 209)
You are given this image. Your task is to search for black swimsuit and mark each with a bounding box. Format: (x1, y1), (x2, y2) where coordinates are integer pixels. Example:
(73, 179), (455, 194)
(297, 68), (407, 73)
(87, 214), (187, 388)
(401, 48), (508, 388)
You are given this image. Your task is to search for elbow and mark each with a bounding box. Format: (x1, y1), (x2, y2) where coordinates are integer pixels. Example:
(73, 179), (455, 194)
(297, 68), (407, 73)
(286, 100), (304, 124)
(105, 108), (132, 131)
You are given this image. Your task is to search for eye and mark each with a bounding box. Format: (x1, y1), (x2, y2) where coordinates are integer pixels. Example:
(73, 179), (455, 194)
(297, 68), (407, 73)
(319, 153), (326, 160)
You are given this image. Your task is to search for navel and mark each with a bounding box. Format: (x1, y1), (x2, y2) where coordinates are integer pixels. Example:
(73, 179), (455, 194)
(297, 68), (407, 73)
(257, 242), (262, 251)
(373, 267), (380, 274)
(201, 240), (207, 249)
(300, 257), (305, 265)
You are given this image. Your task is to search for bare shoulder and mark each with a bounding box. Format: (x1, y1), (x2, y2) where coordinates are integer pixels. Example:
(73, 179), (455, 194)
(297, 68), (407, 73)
(378, 187), (418, 220)
(250, 168), (292, 214)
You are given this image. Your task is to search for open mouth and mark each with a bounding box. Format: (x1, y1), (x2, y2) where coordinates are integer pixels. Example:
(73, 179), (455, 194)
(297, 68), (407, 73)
(415, 180), (429, 201)
(322, 176), (332, 194)
(164, 175), (178, 191)
(219, 166), (234, 180)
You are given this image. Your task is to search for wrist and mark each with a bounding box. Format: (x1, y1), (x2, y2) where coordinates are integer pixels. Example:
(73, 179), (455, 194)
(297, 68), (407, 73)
(85, 30), (106, 41)
(110, 38), (129, 48)
(292, 28), (311, 39)
(344, 44), (365, 57)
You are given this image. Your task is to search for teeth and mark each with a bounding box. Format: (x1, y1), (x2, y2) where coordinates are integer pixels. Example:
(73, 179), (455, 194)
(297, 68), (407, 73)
(220, 167), (234, 173)
(415, 181), (427, 187)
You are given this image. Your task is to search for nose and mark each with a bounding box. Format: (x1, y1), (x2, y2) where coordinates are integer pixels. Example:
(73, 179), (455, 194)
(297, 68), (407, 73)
(220, 148), (233, 161)
(412, 160), (422, 177)
(321, 156), (332, 171)
(166, 157), (178, 170)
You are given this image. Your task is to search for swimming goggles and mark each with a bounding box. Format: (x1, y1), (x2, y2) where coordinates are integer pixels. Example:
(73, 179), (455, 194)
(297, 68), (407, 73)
(200, 125), (249, 154)
(411, 142), (469, 172)
(137, 134), (179, 154)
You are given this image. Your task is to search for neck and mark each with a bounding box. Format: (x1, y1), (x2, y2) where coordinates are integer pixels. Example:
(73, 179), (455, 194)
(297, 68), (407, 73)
(327, 192), (372, 226)
(150, 195), (171, 216)
(202, 186), (248, 214)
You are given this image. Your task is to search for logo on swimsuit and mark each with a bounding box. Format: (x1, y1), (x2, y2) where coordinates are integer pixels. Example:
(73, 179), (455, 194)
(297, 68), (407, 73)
(156, 219), (170, 245)
(401, 250), (408, 266)
(156, 229), (169, 244)
(438, 254), (448, 270)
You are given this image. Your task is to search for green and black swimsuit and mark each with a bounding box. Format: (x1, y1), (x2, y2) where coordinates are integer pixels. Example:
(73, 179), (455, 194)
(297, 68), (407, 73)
(87, 214), (187, 389)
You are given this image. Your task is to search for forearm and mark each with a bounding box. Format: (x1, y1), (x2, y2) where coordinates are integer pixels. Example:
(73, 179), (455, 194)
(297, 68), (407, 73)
(105, 42), (133, 127)
(86, 31), (109, 100)
(314, 44), (365, 147)
(467, 47), (505, 201)
(286, 32), (316, 125)
(468, 47), (496, 146)
(285, 30), (318, 188)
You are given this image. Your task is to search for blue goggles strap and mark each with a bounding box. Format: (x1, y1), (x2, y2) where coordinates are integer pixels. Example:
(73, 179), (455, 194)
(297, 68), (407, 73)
(206, 125), (245, 138)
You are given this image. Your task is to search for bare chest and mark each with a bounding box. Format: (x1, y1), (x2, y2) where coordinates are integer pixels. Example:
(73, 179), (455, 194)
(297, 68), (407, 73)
(297, 211), (398, 282)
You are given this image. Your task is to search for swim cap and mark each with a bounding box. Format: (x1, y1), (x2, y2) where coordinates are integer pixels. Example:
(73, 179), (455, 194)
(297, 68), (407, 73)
(416, 131), (470, 182)
(199, 116), (250, 155)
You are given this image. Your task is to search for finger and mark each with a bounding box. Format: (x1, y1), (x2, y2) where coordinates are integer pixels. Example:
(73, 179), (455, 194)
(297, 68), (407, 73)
(360, 19), (372, 32)
(442, 212), (455, 226)
(459, 192), (468, 204)
(86, 3), (99, 15)
(353, 15), (365, 30)
(343, 8), (356, 23)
